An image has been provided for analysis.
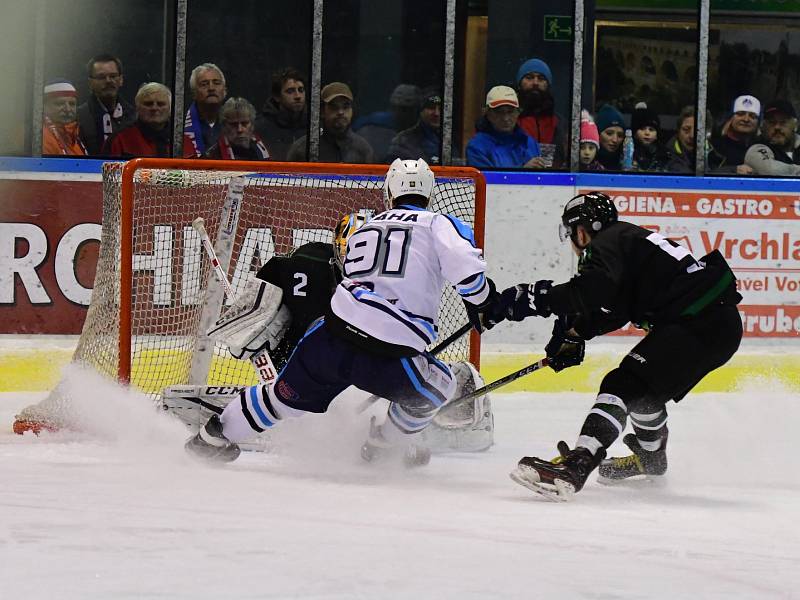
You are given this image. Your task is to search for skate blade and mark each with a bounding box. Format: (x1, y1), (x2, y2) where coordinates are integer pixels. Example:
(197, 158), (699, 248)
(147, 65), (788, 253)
(597, 474), (665, 487)
(509, 467), (574, 502)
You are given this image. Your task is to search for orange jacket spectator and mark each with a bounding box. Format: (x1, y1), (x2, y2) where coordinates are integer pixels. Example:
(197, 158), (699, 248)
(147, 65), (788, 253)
(42, 80), (87, 156)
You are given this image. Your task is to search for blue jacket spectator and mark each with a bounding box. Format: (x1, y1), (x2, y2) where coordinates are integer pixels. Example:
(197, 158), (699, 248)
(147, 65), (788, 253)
(466, 86), (541, 168)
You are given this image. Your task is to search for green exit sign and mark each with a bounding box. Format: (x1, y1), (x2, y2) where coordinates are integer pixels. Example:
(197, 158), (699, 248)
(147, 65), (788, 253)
(543, 15), (573, 42)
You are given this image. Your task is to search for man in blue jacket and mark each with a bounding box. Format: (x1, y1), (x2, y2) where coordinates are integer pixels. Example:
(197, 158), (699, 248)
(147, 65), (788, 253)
(466, 86), (543, 169)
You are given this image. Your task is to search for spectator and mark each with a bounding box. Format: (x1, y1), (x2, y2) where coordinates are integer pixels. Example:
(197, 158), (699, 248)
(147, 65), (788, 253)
(104, 82), (172, 158)
(254, 67), (307, 161)
(205, 97), (270, 161)
(630, 102), (668, 172)
(184, 63), (227, 157)
(465, 85), (541, 169)
(710, 94), (760, 174)
(77, 54), (135, 155)
(594, 104), (625, 171)
(287, 82), (373, 163)
(516, 58), (566, 165)
(354, 84), (421, 161)
(42, 79), (87, 156)
(744, 99), (800, 176)
(386, 91), (442, 164)
(665, 105), (713, 173)
(579, 114), (603, 171)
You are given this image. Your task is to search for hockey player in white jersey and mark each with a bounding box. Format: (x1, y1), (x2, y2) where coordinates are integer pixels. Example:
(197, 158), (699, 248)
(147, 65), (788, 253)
(186, 158), (505, 463)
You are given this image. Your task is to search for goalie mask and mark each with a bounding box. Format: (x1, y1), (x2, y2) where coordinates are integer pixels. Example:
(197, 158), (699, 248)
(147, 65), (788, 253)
(384, 158), (435, 208)
(559, 191), (618, 244)
(333, 212), (369, 269)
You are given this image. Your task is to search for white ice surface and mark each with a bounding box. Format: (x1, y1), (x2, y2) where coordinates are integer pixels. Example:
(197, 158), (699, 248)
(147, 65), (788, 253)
(1, 368), (798, 600)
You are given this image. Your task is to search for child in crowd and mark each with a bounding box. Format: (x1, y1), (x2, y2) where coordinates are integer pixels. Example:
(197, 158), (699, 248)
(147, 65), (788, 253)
(631, 102), (668, 172)
(579, 112), (603, 170)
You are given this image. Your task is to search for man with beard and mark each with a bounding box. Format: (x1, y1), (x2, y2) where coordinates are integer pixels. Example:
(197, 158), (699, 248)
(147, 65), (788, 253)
(183, 63), (227, 157)
(254, 67), (307, 161)
(204, 97), (270, 161)
(386, 92), (442, 164)
(42, 80), (87, 156)
(744, 99), (800, 176)
(709, 94), (760, 174)
(287, 82), (373, 163)
(104, 82), (172, 157)
(77, 54), (135, 155)
(516, 58), (566, 166)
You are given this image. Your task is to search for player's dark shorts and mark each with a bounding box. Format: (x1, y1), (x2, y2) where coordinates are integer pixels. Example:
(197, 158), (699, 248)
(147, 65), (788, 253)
(619, 304), (743, 406)
(270, 319), (456, 414)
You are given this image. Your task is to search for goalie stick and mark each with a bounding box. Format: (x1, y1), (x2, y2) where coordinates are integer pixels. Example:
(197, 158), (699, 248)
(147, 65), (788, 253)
(192, 216), (278, 385)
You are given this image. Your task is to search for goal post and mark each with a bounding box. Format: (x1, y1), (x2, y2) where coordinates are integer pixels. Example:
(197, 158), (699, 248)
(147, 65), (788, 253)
(91, 158), (486, 395)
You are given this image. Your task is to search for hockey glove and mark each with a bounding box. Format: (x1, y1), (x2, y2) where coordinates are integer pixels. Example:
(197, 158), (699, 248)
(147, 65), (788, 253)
(464, 278), (505, 333)
(544, 317), (585, 372)
(499, 280), (553, 321)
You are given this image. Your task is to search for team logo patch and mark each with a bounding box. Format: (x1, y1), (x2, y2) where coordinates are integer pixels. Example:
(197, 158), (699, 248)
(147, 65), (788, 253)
(277, 380), (300, 402)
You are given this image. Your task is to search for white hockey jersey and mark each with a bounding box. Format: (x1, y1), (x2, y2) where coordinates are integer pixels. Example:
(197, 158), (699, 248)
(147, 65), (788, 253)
(329, 204), (489, 353)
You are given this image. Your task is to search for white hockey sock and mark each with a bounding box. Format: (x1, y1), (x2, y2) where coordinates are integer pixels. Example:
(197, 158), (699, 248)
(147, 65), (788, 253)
(576, 435), (605, 456)
(220, 384), (305, 442)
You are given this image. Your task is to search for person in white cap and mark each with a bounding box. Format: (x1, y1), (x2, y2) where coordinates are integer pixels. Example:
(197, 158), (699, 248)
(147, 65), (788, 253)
(42, 79), (87, 156)
(465, 85), (543, 169)
(710, 94), (760, 174)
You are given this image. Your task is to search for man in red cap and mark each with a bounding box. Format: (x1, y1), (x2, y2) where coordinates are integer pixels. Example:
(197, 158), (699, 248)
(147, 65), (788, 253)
(744, 99), (800, 176)
(42, 79), (87, 156)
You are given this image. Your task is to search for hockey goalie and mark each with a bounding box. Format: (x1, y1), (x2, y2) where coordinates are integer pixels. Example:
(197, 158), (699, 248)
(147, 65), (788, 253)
(163, 209), (494, 456)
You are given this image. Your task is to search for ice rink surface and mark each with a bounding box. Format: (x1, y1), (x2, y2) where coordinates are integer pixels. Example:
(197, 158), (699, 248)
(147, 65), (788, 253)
(1, 367), (798, 600)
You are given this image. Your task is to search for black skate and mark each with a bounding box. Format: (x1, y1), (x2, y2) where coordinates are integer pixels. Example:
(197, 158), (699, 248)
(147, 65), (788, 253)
(509, 441), (605, 502)
(185, 415), (241, 463)
(597, 433), (667, 485)
(360, 416), (431, 468)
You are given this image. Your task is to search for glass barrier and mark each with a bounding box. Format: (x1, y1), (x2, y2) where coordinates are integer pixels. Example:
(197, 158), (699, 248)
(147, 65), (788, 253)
(40, 0), (168, 158)
(185, 0), (312, 161)
(315, 0), (447, 165)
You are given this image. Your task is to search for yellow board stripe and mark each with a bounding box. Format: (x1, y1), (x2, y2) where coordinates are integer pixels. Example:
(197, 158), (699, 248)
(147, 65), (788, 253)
(0, 349), (797, 393)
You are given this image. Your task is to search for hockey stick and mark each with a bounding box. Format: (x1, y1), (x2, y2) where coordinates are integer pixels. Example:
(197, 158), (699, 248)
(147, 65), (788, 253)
(192, 217), (278, 385)
(356, 322), (473, 413)
(450, 357), (550, 404)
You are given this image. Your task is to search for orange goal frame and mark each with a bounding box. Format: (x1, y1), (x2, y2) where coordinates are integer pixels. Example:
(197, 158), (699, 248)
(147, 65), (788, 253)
(118, 158), (487, 383)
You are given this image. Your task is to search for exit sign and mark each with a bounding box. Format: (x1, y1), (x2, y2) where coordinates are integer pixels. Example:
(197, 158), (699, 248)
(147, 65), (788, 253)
(543, 15), (573, 42)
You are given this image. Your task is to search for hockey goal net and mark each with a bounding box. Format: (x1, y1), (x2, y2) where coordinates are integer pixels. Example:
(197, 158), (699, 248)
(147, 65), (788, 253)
(43, 159), (485, 411)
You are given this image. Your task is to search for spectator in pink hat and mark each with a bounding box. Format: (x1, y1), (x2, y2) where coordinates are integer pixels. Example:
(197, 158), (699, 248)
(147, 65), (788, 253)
(579, 113), (603, 171)
(42, 79), (87, 156)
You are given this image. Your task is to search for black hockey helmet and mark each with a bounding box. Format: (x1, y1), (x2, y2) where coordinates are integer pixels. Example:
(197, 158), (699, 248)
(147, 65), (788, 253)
(559, 191), (618, 243)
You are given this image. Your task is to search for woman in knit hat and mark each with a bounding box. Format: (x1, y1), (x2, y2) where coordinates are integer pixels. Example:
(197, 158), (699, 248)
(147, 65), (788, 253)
(594, 104), (625, 170)
(630, 102), (669, 172)
(42, 79), (87, 156)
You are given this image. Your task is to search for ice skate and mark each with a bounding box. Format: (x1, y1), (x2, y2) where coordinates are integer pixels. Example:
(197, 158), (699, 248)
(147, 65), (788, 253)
(185, 415), (241, 463)
(360, 416), (431, 468)
(597, 433), (667, 485)
(510, 441), (605, 502)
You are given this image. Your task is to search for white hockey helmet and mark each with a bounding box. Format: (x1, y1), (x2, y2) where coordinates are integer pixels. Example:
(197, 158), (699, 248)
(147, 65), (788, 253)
(384, 158), (435, 207)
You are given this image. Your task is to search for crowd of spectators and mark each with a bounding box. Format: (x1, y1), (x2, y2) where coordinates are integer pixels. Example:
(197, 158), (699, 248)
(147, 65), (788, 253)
(41, 52), (800, 177)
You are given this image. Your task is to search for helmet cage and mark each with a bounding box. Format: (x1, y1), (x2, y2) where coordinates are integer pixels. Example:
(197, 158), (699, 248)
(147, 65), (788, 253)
(333, 212), (369, 269)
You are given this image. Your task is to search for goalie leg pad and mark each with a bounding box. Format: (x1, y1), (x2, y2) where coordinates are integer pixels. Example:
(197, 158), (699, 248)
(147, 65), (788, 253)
(207, 278), (291, 359)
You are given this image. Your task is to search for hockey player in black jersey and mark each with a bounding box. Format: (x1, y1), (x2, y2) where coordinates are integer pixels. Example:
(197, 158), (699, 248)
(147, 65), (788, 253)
(500, 191), (743, 500)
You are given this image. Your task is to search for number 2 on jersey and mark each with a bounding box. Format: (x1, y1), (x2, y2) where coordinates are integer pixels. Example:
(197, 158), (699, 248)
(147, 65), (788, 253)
(344, 227), (411, 277)
(292, 272), (308, 296)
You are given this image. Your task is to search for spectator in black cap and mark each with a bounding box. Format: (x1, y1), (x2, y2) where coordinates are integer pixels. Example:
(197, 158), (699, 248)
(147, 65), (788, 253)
(386, 92), (442, 164)
(744, 99), (800, 176)
(630, 102), (668, 172)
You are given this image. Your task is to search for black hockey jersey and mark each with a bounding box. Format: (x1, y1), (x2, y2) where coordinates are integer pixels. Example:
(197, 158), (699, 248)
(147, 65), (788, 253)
(547, 221), (741, 339)
(256, 242), (339, 368)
